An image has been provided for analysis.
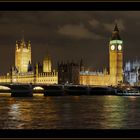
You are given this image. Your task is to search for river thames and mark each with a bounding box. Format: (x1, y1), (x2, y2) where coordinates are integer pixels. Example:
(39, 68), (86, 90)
(0, 94), (140, 129)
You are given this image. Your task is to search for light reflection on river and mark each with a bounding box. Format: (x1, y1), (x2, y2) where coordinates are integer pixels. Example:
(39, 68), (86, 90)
(0, 94), (140, 129)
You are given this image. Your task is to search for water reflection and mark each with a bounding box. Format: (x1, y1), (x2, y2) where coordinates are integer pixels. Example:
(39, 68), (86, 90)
(128, 96), (136, 101)
(98, 96), (127, 129)
(6, 98), (33, 129)
(9, 104), (20, 118)
(0, 95), (139, 129)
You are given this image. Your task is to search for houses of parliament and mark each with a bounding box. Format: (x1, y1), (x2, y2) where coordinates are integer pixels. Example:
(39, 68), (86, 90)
(0, 24), (123, 86)
(0, 37), (58, 84)
(80, 24), (123, 86)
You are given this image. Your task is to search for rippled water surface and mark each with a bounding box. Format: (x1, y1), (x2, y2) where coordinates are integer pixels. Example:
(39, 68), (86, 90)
(0, 94), (140, 129)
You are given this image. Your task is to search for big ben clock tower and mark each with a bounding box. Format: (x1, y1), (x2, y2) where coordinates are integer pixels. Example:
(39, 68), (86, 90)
(109, 24), (123, 85)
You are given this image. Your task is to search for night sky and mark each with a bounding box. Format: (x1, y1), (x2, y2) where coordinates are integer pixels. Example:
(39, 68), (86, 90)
(0, 11), (139, 74)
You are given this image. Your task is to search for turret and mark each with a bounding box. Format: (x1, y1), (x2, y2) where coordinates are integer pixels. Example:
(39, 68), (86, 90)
(43, 54), (52, 73)
(80, 58), (84, 71)
(35, 62), (38, 76)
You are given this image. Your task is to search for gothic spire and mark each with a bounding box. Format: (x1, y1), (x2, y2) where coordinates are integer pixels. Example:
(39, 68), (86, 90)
(111, 24), (121, 40)
(114, 23), (119, 32)
(22, 30), (25, 42)
(44, 51), (51, 60)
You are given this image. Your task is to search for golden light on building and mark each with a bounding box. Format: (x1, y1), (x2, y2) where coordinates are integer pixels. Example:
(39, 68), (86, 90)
(80, 24), (123, 86)
(15, 38), (31, 73)
(0, 35), (58, 85)
(0, 24), (123, 86)
(43, 55), (52, 72)
(109, 24), (123, 85)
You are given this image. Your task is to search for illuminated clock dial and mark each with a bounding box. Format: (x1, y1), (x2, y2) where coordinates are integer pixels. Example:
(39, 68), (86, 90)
(118, 45), (122, 50)
(111, 45), (115, 50)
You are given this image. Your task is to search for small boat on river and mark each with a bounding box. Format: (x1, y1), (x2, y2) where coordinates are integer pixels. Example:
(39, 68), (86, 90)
(116, 87), (140, 96)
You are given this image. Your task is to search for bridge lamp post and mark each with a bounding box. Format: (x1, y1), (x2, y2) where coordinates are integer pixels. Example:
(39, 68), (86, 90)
(13, 78), (17, 83)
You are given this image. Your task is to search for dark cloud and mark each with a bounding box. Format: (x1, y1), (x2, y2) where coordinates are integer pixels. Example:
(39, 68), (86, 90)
(103, 19), (125, 32)
(58, 24), (103, 40)
(0, 11), (139, 74)
(88, 18), (100, 28)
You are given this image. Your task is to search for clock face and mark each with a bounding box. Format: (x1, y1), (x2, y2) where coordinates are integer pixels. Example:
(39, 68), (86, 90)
(111, 45), (115, 50)
(118, 45), (122, 50)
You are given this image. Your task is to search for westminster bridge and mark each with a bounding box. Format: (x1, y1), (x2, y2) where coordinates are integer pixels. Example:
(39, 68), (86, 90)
(0, 82), (133, 97)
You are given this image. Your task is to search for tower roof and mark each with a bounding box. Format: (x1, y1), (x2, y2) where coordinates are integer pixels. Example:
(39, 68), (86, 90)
(44, 52), (51, 60)
(111, 24), (121, 40)
(114, 24), (119, 32)
(16, 31), (31, 49)
(21, 30), (25, 42)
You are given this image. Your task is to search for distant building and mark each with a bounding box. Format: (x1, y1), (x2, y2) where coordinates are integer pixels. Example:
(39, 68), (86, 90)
(34, 59), (57, 84)
(58, 61), (82, 84)
(124, 60), (140, 85)
(80, 24), (123, 86)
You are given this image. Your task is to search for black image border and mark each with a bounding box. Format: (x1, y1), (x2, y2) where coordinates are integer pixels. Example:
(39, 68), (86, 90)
(0, 1), (139, 139)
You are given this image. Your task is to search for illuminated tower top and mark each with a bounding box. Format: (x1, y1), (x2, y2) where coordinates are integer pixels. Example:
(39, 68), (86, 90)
(16, 39), (31, 50)
(109, 24), (123, 47)
(111, 24), (121, 40)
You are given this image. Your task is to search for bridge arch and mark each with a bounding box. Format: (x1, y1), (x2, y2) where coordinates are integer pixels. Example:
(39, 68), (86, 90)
(33, 86), (44, 90)
(0, 86), (11, 90)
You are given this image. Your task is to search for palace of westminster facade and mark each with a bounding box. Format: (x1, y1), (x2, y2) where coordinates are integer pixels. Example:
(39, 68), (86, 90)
(80, 24), (123, 86)
(0, 38), (58, 84)
(0, 24), (124, 86)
